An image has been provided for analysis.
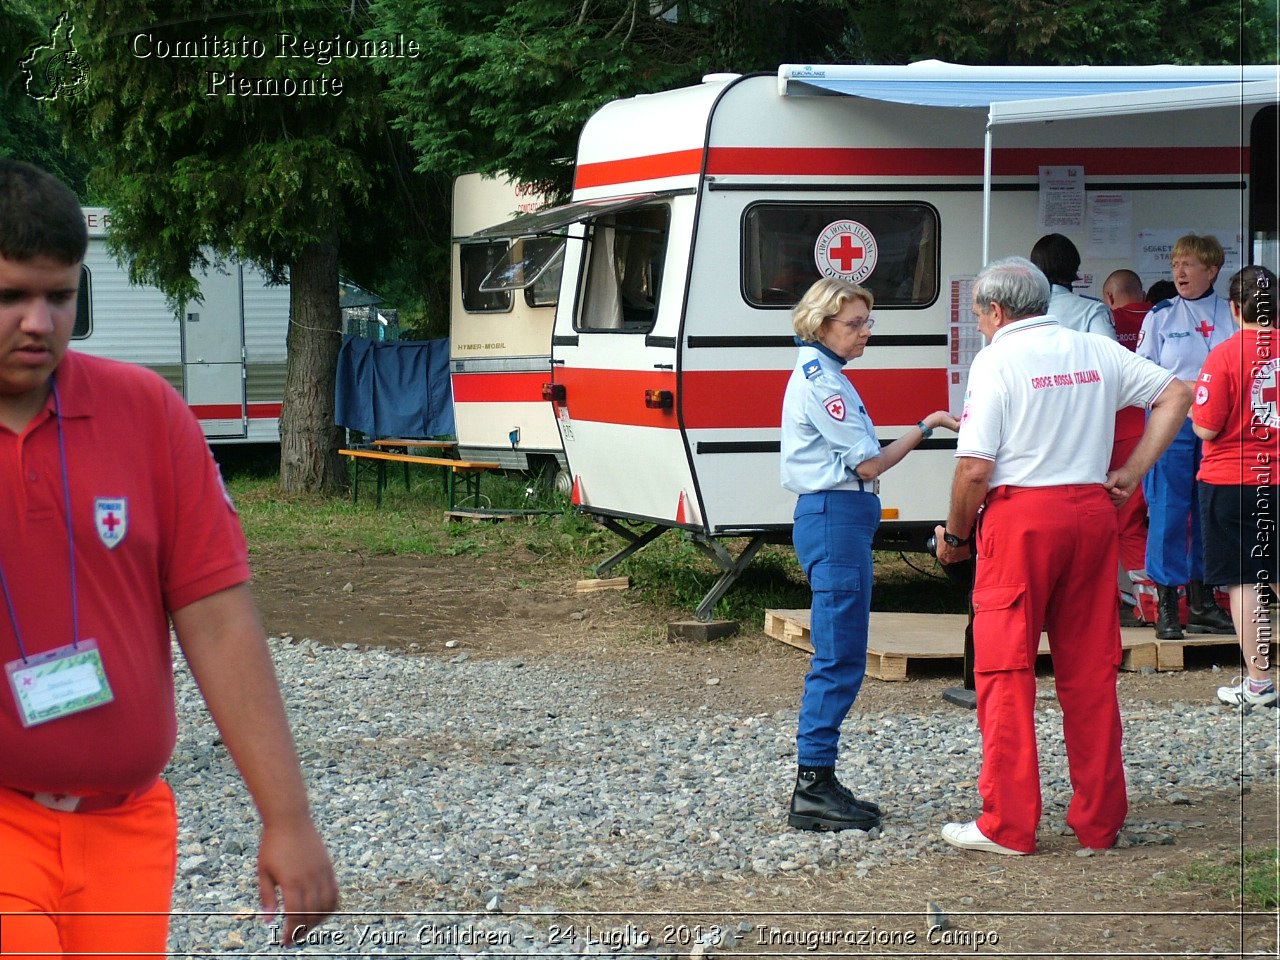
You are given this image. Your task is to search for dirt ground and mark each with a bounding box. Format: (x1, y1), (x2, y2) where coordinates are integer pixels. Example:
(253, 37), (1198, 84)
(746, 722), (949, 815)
(249, 543), (1279, 958)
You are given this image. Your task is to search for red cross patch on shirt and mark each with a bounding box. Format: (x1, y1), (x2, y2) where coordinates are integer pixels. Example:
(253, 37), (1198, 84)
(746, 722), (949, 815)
(823, 395), (846, 421)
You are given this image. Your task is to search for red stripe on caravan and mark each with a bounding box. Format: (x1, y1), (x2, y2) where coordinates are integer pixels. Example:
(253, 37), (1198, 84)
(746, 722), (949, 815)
(680, 369), (949, 429)
(556, 368), (680, 427)
(190, 403), (280, 420)
(706, 146), (1244, 178)
(557, 368), (948, 429)
(450, 372), (547, 403)
(190, 404), (244, 420)
(573, 149), (705, 190)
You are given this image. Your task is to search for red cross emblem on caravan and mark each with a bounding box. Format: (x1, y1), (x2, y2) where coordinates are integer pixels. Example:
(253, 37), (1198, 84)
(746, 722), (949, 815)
(94, 497), (128, 549)
(814, 219), (879, 284)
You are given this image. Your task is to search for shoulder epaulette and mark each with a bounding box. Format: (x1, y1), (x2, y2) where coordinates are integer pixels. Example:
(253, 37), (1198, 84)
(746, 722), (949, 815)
(1152, 298), (1174, 313)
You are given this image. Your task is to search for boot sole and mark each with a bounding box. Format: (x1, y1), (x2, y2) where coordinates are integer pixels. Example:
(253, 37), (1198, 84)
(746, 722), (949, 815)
(1186, 625), (1236, 635)
(788, 812), (880, 832)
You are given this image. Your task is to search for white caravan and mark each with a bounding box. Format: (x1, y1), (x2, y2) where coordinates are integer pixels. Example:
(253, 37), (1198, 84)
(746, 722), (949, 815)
(450, 173), (567, 484)
(469, 63), (1279, 616)
(73, 208), (289, 443)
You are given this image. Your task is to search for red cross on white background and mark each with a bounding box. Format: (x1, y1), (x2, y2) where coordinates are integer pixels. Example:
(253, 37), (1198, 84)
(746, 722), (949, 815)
(827, 235), (864, 272)
(102, 512), (121, 532)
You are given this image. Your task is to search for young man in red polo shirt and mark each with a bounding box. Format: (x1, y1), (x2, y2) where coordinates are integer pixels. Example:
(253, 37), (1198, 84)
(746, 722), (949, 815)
(0, 159), (337, 954)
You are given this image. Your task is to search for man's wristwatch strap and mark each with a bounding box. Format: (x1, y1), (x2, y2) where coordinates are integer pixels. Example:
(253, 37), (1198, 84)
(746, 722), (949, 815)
(942, 530), (971, 547)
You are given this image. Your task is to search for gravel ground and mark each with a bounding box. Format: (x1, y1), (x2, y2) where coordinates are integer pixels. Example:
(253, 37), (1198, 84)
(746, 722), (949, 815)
(166, 637), (1279, 956)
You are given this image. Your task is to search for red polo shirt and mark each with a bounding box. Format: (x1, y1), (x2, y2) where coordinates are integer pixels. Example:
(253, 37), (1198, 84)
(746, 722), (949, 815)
(1194, 329), (1280, 485)
(0, 351), (250, 794)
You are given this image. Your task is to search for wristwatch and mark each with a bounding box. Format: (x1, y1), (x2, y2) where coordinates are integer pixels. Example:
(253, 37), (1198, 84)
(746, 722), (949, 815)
(942, 530), (970, 548)
(917, 420), (933, 439)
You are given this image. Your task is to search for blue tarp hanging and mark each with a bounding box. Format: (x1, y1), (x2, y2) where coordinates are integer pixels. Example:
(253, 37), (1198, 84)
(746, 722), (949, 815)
(335, 336), (455, 439)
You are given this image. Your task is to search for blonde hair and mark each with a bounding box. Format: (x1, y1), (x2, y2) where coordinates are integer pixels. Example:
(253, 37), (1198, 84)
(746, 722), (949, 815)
(1171, 234), (1225, 271)
(792, 278), (874, 341)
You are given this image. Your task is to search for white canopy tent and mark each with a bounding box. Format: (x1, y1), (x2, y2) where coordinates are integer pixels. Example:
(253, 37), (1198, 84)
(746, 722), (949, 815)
(981, 77), (1280, 263)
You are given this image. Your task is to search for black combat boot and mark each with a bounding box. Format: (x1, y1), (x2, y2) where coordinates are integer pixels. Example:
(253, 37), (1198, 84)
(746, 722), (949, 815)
(788, 767), (880, 832)
(1186, 580), (1235, 635)
(1154, 584), (1184, 640)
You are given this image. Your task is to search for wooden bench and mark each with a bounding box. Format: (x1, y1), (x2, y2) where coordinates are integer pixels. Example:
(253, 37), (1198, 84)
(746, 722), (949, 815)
(368, 439), (459, 491)
(339, 448), (500, 510)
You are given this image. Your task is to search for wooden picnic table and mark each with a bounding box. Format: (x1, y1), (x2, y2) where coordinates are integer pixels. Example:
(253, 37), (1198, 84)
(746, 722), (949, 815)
(340, 447), (499, 510)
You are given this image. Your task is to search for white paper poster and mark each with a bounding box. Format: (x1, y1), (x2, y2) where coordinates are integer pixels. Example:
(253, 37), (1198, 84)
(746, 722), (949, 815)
(948, 276), (983, 412)
(1037, 165), (1085, 231)
(1087, 192), (1132, 259)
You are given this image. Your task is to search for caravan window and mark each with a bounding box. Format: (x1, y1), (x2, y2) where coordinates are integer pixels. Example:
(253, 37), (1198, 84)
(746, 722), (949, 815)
(523, 236), (562, 308)
(460, 241), (512, 312)
(742, 203), (939, 308)
(73, 265), (91, 339)
(576, 205), (669, 333)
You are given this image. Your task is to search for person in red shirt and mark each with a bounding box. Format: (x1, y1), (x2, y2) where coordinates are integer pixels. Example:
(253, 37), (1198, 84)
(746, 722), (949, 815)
(0, 159), (338, 954)
(1103, 269), (1155, 623)
(1192, 264), (1279, 707)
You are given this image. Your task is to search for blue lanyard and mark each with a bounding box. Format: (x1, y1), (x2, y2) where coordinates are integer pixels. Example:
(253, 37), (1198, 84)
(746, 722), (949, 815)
(0, 379), (79, 662)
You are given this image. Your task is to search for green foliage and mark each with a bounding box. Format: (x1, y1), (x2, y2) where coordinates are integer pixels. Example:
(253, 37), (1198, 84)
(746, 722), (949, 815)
(0, 1), (94, 190)
(844, 0), (1277, 66)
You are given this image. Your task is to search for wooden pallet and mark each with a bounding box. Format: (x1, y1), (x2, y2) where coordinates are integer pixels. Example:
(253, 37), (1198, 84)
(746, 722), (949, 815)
(763, 610), (1161, 680)
(1150, 631), (1242, 671)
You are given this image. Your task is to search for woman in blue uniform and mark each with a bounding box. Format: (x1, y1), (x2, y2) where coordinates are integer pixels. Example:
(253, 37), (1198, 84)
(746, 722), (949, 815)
(781, 278), (957, 831)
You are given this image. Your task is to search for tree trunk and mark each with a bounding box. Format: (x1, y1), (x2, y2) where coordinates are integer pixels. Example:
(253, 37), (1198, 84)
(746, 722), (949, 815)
(279, 236), (347, 494)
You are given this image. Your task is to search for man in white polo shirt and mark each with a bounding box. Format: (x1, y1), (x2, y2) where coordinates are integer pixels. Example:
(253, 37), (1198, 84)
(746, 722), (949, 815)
(933, 257), (1190, 856)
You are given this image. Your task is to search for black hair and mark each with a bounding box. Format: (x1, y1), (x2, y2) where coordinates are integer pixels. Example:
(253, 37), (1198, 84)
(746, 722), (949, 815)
(1228, 265), (1277, 328)
(0, 158), (88, 264)
(1029, 233), (1081, 288)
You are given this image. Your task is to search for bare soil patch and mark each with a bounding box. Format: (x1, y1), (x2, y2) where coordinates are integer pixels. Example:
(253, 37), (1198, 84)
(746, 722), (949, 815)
(249, 544), (1277, 958)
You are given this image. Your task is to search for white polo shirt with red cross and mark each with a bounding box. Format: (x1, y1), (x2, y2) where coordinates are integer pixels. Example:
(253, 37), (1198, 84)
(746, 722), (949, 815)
(957, 317), (1175, 488)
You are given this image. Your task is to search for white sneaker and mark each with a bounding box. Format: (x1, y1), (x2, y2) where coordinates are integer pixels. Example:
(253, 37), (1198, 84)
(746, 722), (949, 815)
(1217, 677), (1279, 707)
(940, 820), (1028, 856)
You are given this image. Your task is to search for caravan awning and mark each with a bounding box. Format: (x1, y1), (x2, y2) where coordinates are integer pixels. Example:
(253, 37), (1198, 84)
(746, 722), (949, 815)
(988, 77), (1280, 125)
(778, 61), (1277, 107)
(467, 193), (663, 240)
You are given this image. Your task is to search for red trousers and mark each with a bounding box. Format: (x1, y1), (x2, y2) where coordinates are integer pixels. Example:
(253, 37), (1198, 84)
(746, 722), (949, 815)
(0, 781), (177, 958)
(971, 485), (1128, 853)
(1110, 434), (1149, 574)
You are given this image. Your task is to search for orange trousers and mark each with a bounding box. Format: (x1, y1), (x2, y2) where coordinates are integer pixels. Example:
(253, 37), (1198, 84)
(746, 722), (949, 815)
(0, 781), (177, 958)
(971, 485), (1128, 853)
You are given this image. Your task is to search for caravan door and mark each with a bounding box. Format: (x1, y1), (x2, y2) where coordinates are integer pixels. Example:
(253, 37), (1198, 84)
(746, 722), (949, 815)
(550, 193), (701, 526)
(183, 263), (247, 439)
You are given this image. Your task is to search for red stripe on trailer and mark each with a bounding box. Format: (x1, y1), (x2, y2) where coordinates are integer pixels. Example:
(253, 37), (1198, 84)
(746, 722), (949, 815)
(573, 149), (705, 189)
(707, 145), (1245, 177)
(679, 369), (949, 429)
(555, 368), (948, 429)
(450, 371), (547, 403)
(573, 146), (1245, 189)
(190, 403), (281, 420)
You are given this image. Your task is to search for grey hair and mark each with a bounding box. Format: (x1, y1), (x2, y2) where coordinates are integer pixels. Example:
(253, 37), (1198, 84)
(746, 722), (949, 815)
(973, 256), (1051, 319)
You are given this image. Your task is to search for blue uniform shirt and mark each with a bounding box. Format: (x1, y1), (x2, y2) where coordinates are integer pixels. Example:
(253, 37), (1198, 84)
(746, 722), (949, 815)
(1136, 292), (1233, 381)
(780, 341), (881, 495)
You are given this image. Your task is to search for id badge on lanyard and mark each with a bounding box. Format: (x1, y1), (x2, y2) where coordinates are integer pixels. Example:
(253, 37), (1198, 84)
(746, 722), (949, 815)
(1, 380), (115, 727)
(6, 639), (114, 727)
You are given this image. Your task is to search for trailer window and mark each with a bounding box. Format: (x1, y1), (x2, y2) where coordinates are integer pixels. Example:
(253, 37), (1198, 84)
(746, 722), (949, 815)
(460, 241), (512, 312)
(72, 265), (91, 339)
(577, 205), (669, 332)
(742, 203), (939, 308)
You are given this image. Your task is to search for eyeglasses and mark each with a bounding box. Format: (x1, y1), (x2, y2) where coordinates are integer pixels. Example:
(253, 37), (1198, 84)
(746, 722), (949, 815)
(828, 316), (875, 332)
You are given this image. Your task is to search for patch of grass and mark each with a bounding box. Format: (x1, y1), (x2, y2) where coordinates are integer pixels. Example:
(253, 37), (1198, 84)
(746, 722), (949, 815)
(1167, 847), (1279, 909)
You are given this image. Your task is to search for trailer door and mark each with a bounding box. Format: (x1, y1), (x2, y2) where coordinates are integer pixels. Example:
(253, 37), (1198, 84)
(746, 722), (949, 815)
(183, 263), (247, 439)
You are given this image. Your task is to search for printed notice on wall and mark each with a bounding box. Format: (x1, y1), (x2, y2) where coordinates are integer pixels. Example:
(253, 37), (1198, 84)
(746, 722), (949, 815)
(1087, 192), (1132, 259)
(948, 276), (983, 412)
(1037, 165), (1085, 231)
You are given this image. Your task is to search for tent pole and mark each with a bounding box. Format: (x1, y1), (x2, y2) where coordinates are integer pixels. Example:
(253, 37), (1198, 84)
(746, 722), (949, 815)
(982, 123), (994, 268)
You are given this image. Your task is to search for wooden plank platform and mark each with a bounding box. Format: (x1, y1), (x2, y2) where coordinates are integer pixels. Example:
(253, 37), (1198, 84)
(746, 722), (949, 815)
(763, 610), (1162, 681)
(1149, 631), (1242, 671)
(444, 508), (547, 523)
